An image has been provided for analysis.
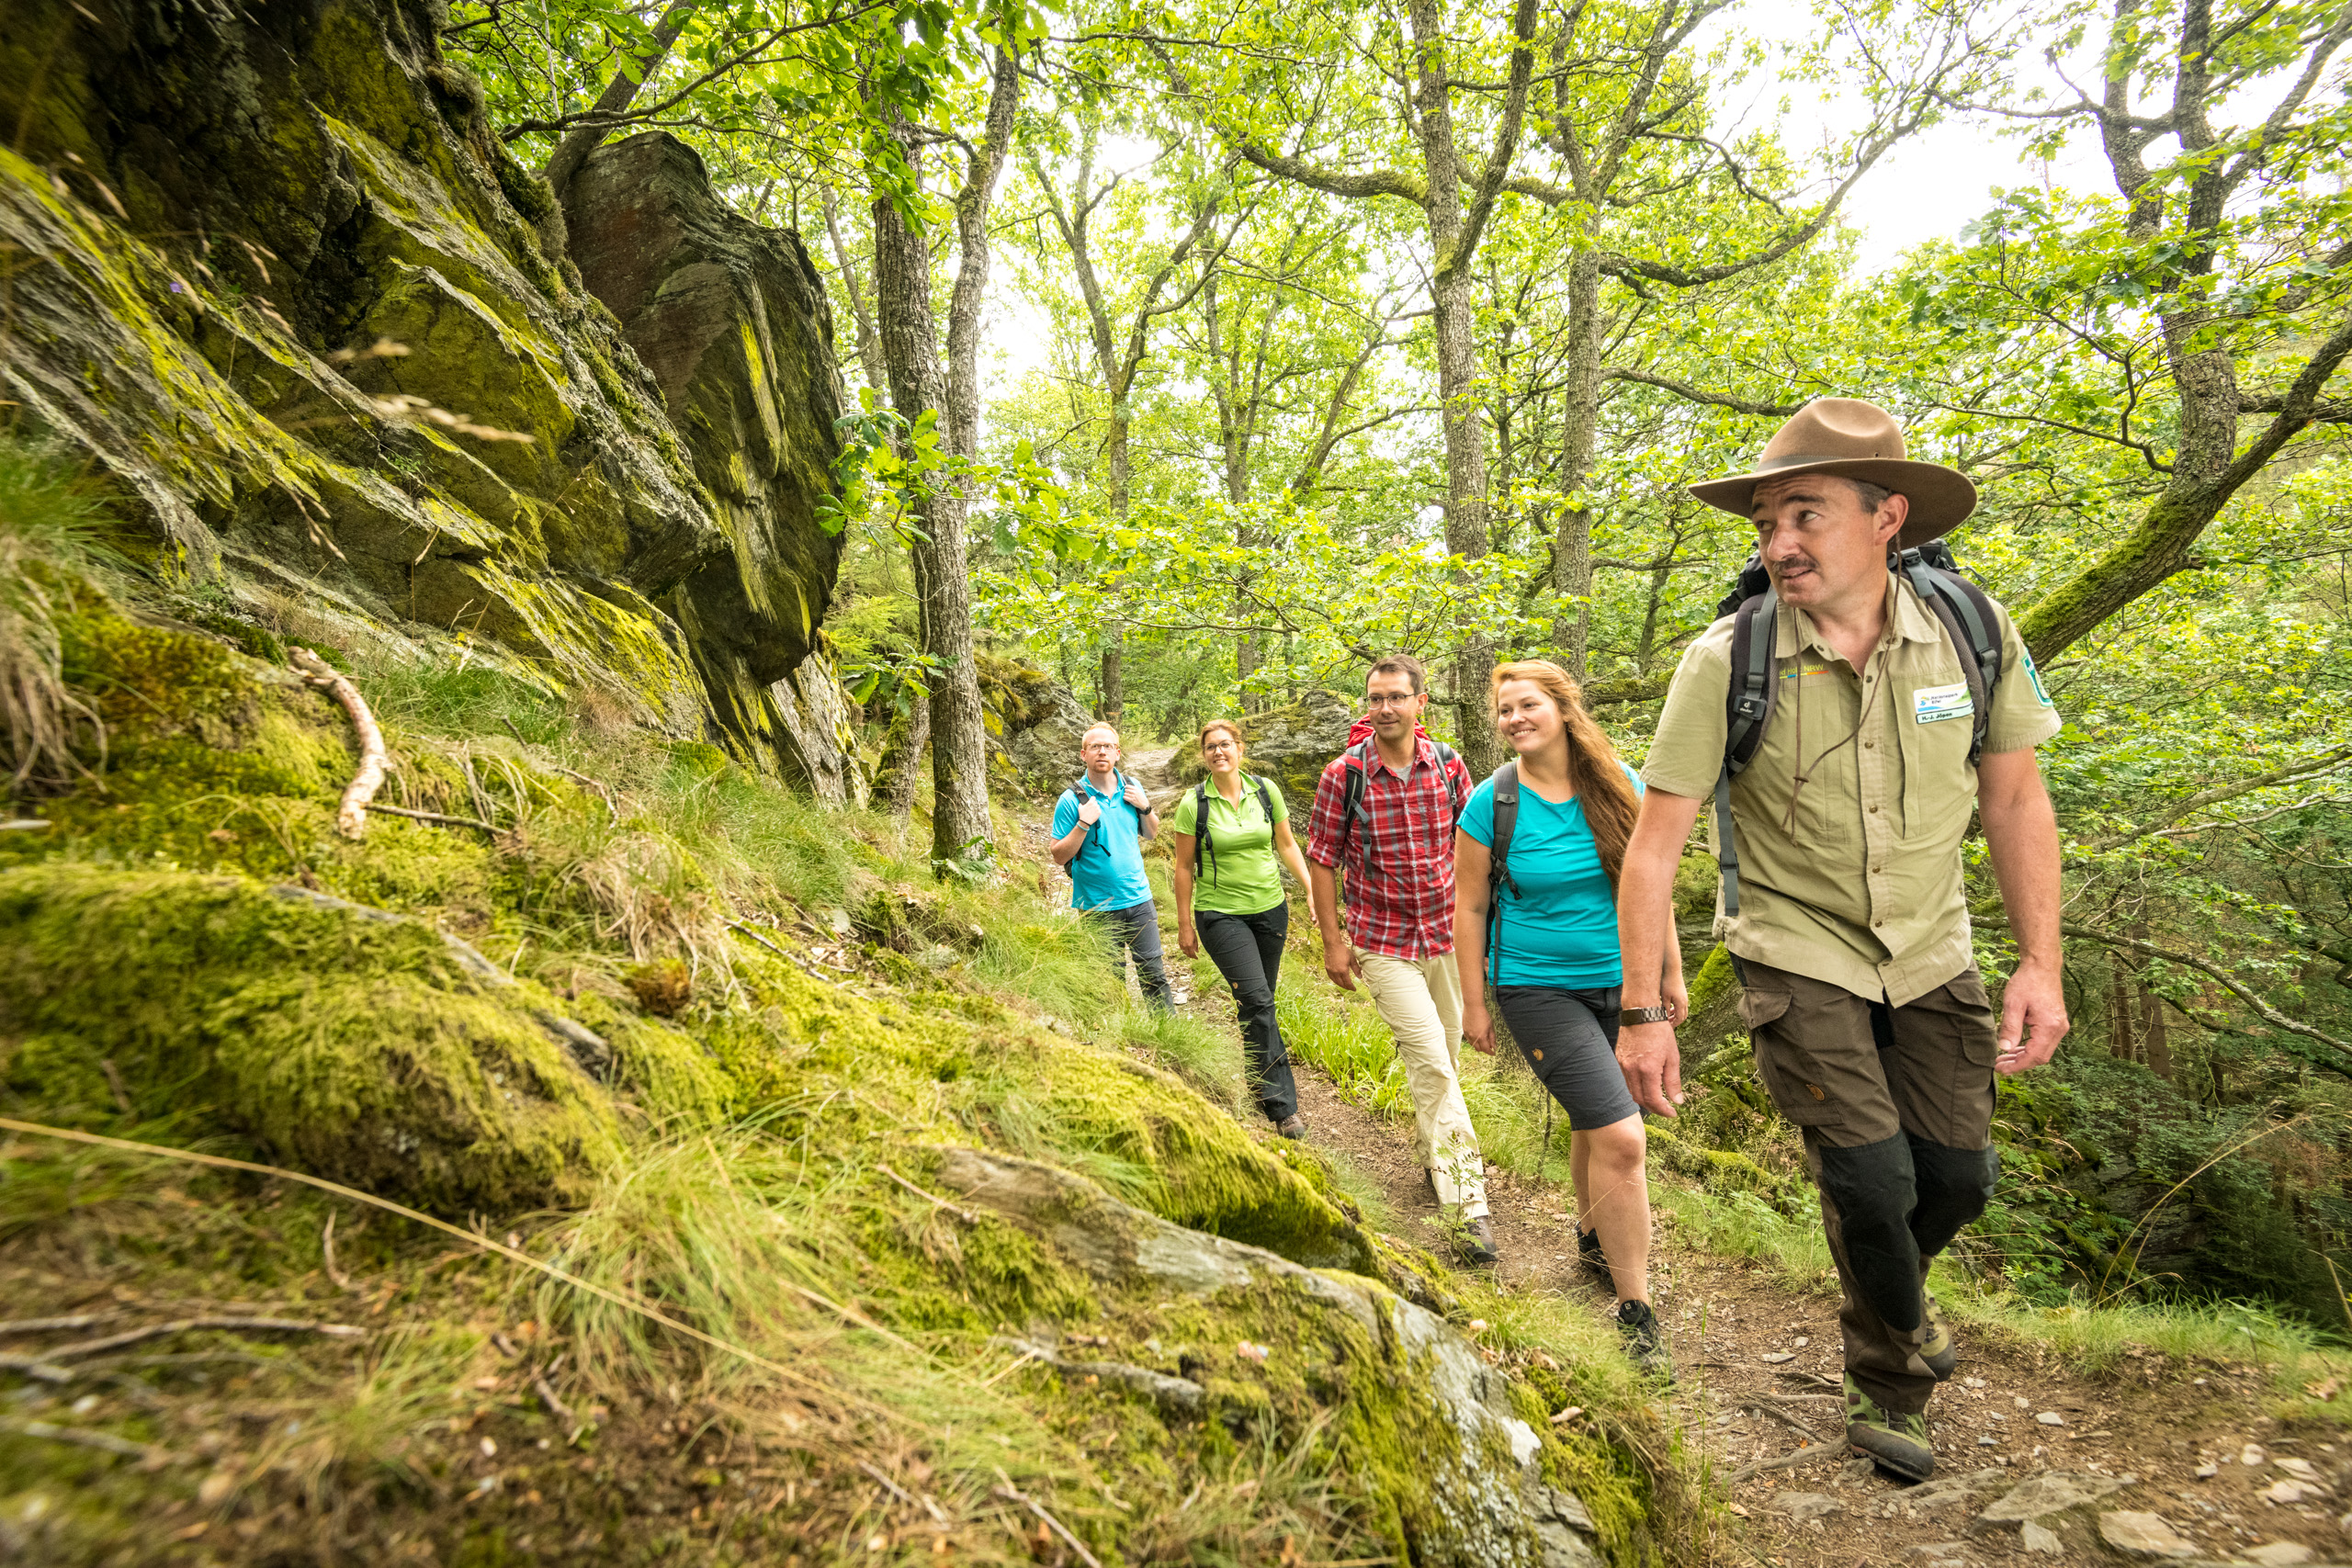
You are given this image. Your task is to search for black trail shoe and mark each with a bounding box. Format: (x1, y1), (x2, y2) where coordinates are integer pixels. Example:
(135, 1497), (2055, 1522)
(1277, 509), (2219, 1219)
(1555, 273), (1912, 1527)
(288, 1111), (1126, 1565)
(1920, 1292), (1956, 1381)
(1457, 1217), (1498, 1267)
(1577, 1225), (1611, 1285)
(1615, 1299), (1672, 1381)
(1275, 1114), (1306, 1140)
(1845, 1375), (1934, 1481)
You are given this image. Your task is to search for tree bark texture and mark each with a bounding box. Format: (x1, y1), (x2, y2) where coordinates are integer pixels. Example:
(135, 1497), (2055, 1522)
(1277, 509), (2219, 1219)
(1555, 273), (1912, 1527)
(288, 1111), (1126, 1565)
(819, 184), (888, 397)
(871, 123), (991, 870)
(1548, 251), (1603, 677)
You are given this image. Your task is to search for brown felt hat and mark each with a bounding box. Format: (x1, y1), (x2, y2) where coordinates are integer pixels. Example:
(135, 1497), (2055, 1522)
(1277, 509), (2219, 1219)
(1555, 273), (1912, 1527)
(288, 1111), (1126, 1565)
(1690, 397), (1976, 548)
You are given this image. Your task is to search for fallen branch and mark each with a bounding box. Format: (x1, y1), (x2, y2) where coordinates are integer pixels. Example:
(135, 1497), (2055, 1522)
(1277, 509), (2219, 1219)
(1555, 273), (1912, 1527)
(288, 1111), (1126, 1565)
(860, 1459), (917, 1506)
(368, 802), (498, 832)
(0, 1314), (120, 1337)
(1738, 1398), (1833, 1444)
(993, 1476), (1104, 1568)
(533, 1354), (582, 1440)
(876, 1162), (978, 1224)
(0, 1353), (71, 1381)
(1725, 1443), (1846, 1483)
(548, 763), (619, 828)
(41, 1316), (367, 1362)
(289, 648), (384, 840)
(1, 1417), (179, 1465)
(322, 1213), (354, 1292)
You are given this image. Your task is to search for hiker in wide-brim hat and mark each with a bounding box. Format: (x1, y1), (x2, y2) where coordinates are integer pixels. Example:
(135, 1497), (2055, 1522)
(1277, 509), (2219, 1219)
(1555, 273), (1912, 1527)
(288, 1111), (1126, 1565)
(1687, 396), (1977, 551)
(1609, 395), (2070, 1483)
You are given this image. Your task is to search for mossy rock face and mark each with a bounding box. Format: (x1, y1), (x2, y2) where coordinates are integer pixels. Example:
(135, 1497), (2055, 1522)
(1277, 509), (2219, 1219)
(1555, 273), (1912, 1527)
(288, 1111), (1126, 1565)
(0, 0), (847, 769)
(981, 654), (1094, 798)
(1164, 689), (1356, 807)
(0, 864), (623, 1212)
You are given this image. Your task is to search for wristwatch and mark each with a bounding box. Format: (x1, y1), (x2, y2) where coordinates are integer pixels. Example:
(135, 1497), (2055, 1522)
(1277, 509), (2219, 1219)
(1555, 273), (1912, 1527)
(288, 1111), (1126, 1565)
(1621, 1004), (1674, 1026)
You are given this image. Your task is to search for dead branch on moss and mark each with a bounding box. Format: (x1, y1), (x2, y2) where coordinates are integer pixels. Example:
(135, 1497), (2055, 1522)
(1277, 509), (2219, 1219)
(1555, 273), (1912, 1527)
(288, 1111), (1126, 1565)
(875, 1161), (977, 1224)
(533, 1354), (582, 1441)
(0, 1417), (180, 1466)
(1724, 1444), (1843, 1483)
(39, 1316), (366, 1361)
(992, 1475), (1103, 1568)
(549, 762), (619, 827)
(368, 801), (497, 832)
(0, 1314), (120, 1337)
(322, 1212), (354, 1291)
(290, 647), (384, 839)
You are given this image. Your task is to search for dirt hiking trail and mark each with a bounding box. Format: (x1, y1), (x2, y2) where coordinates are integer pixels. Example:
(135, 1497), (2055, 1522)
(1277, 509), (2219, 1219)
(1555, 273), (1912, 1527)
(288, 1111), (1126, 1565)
(1282, 1042), (2352, 1567)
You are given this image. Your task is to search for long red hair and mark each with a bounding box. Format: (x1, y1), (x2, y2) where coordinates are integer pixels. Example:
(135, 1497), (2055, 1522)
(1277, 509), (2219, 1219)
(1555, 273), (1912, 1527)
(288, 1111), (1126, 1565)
(1488, 660), (1640, 886)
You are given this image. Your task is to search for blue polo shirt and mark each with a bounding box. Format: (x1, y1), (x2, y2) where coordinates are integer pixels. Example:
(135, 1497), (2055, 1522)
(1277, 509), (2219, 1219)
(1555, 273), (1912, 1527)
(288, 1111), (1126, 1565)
(1050, 771), (1154, 912)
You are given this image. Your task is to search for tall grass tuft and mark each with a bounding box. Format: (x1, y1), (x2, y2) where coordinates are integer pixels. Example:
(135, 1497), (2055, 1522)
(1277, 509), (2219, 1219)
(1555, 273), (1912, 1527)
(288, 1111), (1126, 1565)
(0, 437), (117, 793)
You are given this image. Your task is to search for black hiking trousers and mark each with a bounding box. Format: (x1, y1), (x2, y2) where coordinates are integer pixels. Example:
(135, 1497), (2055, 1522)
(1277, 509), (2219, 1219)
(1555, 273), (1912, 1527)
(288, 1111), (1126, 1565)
(1195, 902), (1299, 1123)
(1090, 898), (1173, 1010)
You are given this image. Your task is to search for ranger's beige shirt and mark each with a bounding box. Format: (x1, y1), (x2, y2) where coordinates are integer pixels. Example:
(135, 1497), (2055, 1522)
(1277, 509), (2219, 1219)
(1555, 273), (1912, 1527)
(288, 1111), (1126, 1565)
(1642, 572), (2061, 1006)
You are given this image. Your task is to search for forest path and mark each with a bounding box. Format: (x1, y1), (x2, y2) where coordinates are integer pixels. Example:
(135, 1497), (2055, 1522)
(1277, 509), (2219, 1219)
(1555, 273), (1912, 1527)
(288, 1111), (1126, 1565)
(1273, 1042), (2352, 1566)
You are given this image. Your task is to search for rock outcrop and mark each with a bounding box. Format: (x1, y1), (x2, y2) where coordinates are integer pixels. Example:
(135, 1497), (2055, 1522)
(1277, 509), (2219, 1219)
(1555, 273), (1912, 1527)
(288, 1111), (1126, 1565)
(0, 0), (857, 795)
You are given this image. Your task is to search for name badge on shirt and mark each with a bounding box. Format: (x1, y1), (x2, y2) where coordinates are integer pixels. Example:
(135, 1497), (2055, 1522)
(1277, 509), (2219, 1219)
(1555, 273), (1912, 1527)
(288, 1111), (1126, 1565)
(1913, 682), (1973, 724)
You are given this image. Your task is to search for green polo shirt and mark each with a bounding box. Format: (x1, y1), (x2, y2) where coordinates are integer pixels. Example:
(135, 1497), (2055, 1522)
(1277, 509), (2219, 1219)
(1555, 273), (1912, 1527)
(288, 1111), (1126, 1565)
(1172, 776), (1291, 916)
(1641, 572), (2061, 1006)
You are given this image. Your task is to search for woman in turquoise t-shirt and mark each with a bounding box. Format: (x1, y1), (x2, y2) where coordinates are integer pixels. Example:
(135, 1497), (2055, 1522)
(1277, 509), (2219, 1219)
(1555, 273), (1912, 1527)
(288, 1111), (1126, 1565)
(1453, 660), (1687, 1377)
(1171, 718), (1317, 1137)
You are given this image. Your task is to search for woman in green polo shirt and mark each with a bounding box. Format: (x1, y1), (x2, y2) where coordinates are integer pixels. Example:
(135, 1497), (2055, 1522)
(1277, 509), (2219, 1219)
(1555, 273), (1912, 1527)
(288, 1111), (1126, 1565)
(1171, 719), (1317, 1138)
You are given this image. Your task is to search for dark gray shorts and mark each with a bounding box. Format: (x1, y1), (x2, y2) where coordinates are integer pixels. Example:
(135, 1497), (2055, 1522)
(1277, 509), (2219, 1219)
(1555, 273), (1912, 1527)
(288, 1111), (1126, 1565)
(1495, 985), (1639, 1131)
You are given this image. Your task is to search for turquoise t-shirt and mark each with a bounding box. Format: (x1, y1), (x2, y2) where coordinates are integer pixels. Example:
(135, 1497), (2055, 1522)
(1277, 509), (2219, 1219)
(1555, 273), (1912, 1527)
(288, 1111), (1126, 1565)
(1171, 776), (1290, 916)
(1049, 772), (1154, 912)
(1457, 766), (1643, 987)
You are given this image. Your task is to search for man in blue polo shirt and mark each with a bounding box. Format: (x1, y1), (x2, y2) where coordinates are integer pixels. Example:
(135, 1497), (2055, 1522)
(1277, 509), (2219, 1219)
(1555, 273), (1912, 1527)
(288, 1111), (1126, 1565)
(1049, 722), (1171, 1010)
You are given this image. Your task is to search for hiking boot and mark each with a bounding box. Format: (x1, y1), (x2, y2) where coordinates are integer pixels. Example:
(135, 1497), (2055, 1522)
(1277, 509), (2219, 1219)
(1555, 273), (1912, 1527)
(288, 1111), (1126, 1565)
(1615, 1299), (1672, 1381)
(1457, 1217), (1498, 1267)
(1577, 1225), (1611, 1285)
(1845, 1375), (1934, 1481)
(1920, 1292), (1956, 1381)
(1275, 1114), (1306, 1140)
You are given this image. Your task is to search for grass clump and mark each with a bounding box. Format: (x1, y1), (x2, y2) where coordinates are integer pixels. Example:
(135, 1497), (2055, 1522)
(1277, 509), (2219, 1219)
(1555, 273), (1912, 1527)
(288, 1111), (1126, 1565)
(0, 439), (116, 795)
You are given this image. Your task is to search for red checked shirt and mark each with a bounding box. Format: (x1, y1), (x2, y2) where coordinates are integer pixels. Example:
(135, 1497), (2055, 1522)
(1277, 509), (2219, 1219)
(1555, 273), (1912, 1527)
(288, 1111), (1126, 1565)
(1304, 737), (1473, 959)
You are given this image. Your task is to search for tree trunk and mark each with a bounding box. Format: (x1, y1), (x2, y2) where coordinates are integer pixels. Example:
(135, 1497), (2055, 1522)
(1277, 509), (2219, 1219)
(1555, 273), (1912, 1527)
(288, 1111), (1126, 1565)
(1549, 251), (1603, 677)
(871, 122), (991, 872)
(1405, 0), (1502, 773)
(2109, 948), (2138, 1062)
(946, 45), (1019, 463)
(886, 684), (931, 822)
(2141, 985), (2175, 1086)
(819, 183), (888, 396)
(1099, 636), (1124, 724)
(542, 0), (698, 195)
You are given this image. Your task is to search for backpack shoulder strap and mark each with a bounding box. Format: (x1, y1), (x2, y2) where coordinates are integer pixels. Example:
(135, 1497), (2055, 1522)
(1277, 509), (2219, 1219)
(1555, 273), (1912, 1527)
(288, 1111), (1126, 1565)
(1251, 775), (1274, 823)
(1192, 777), (1216, 881)
(1724, 587), (1781, 778)
(1485, 761), (1521, 987)
(1488, 762), (1521, 897)
(1431, 740), (1467, 820)
(1338, 739), (1380, 884)
(1899, 548), (2004, 767)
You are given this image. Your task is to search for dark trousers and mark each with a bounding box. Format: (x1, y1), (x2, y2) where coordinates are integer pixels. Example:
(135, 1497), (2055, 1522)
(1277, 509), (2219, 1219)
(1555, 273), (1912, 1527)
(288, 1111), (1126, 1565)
(1091, 899), (1172, 1010)
(1196, 903), (1299, 1122)
(1735, 957), (2001, 1414)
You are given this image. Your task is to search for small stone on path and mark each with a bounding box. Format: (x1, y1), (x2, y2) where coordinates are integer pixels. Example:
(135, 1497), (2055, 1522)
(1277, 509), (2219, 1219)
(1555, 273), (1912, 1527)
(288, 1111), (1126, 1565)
(2034, 1410), (2065, 1426)
(2277, 1456), (2322, 1482)
(1794, 1335), (1810, 1348)
(2261, 1479), (2324, 1504)
(1760, 1351), (1795, 1364)
(2242, 1543), (2315, 1566)
(1770, 1492), (1841, 1522)
(2245, 1443), (2270, 1466)
(2096, 1510), (2198, 1559)
(2195, 1462), (2218, 1478)
(2018, 1521), (2063, 1555)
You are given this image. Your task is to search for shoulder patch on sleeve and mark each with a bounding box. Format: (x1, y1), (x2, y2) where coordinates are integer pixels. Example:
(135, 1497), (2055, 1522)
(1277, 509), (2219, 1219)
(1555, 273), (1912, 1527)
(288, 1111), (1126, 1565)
(2021, 649), (2053, 708)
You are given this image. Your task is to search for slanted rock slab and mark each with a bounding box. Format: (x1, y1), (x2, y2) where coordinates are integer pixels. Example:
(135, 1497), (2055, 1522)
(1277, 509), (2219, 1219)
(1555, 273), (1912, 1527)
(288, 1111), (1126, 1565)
(1974, 1470), (2137, 1529)
(1770, 1492), (1843, 1522)
(2096, 1510), (2198, 1559)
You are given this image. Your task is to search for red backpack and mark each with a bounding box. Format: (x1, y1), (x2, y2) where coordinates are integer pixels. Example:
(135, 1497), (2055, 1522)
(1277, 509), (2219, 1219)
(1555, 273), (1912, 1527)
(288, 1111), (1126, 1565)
(1334, 717), (1467, 881)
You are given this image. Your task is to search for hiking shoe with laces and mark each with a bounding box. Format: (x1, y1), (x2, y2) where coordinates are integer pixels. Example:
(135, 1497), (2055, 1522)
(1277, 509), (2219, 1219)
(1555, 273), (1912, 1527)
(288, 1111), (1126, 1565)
(1577, 1225), (1611, 1285)
(1844, 1375), (1934, 1481)
(1275, 1114), (1306, 1140)
(1457, 1217), (1498, 1267)
(1920, 1292), (1956, 1381)
(1614, 1299), (1672, 1381)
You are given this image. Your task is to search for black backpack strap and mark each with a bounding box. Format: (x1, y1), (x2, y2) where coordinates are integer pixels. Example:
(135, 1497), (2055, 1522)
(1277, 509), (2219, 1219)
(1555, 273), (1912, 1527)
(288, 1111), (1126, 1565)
(1192, 777), (1216, 884)
(1252, 775), (1273, 824)
(1339, 739), (1379, 887)
(1899, 547), (2004, 767)
(1716, 585), (1781, 918)
(1486, 761), (1521, 987)
(1433, 740), (1467, 822)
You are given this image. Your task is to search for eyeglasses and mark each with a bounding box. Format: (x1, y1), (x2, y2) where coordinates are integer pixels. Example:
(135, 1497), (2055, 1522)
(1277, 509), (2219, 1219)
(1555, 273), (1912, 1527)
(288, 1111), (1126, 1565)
(1203, 741), (1237, 754)
(1363, 693), (1419, 709)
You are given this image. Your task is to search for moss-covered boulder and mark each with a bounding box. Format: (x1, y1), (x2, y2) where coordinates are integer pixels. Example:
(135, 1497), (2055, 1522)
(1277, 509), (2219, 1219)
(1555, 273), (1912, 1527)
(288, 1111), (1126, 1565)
(0, 0), (850, 778)
(0, 864), (624, 1212)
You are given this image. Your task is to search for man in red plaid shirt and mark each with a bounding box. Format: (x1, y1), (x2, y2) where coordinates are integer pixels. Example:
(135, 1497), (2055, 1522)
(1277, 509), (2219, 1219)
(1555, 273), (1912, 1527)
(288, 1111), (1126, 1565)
(1305, 654), (1495, 1264)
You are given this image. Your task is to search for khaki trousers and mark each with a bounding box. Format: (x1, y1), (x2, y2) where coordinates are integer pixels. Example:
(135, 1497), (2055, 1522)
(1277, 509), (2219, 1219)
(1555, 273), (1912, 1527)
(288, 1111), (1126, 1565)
(1356, 950), (1487, 1220)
